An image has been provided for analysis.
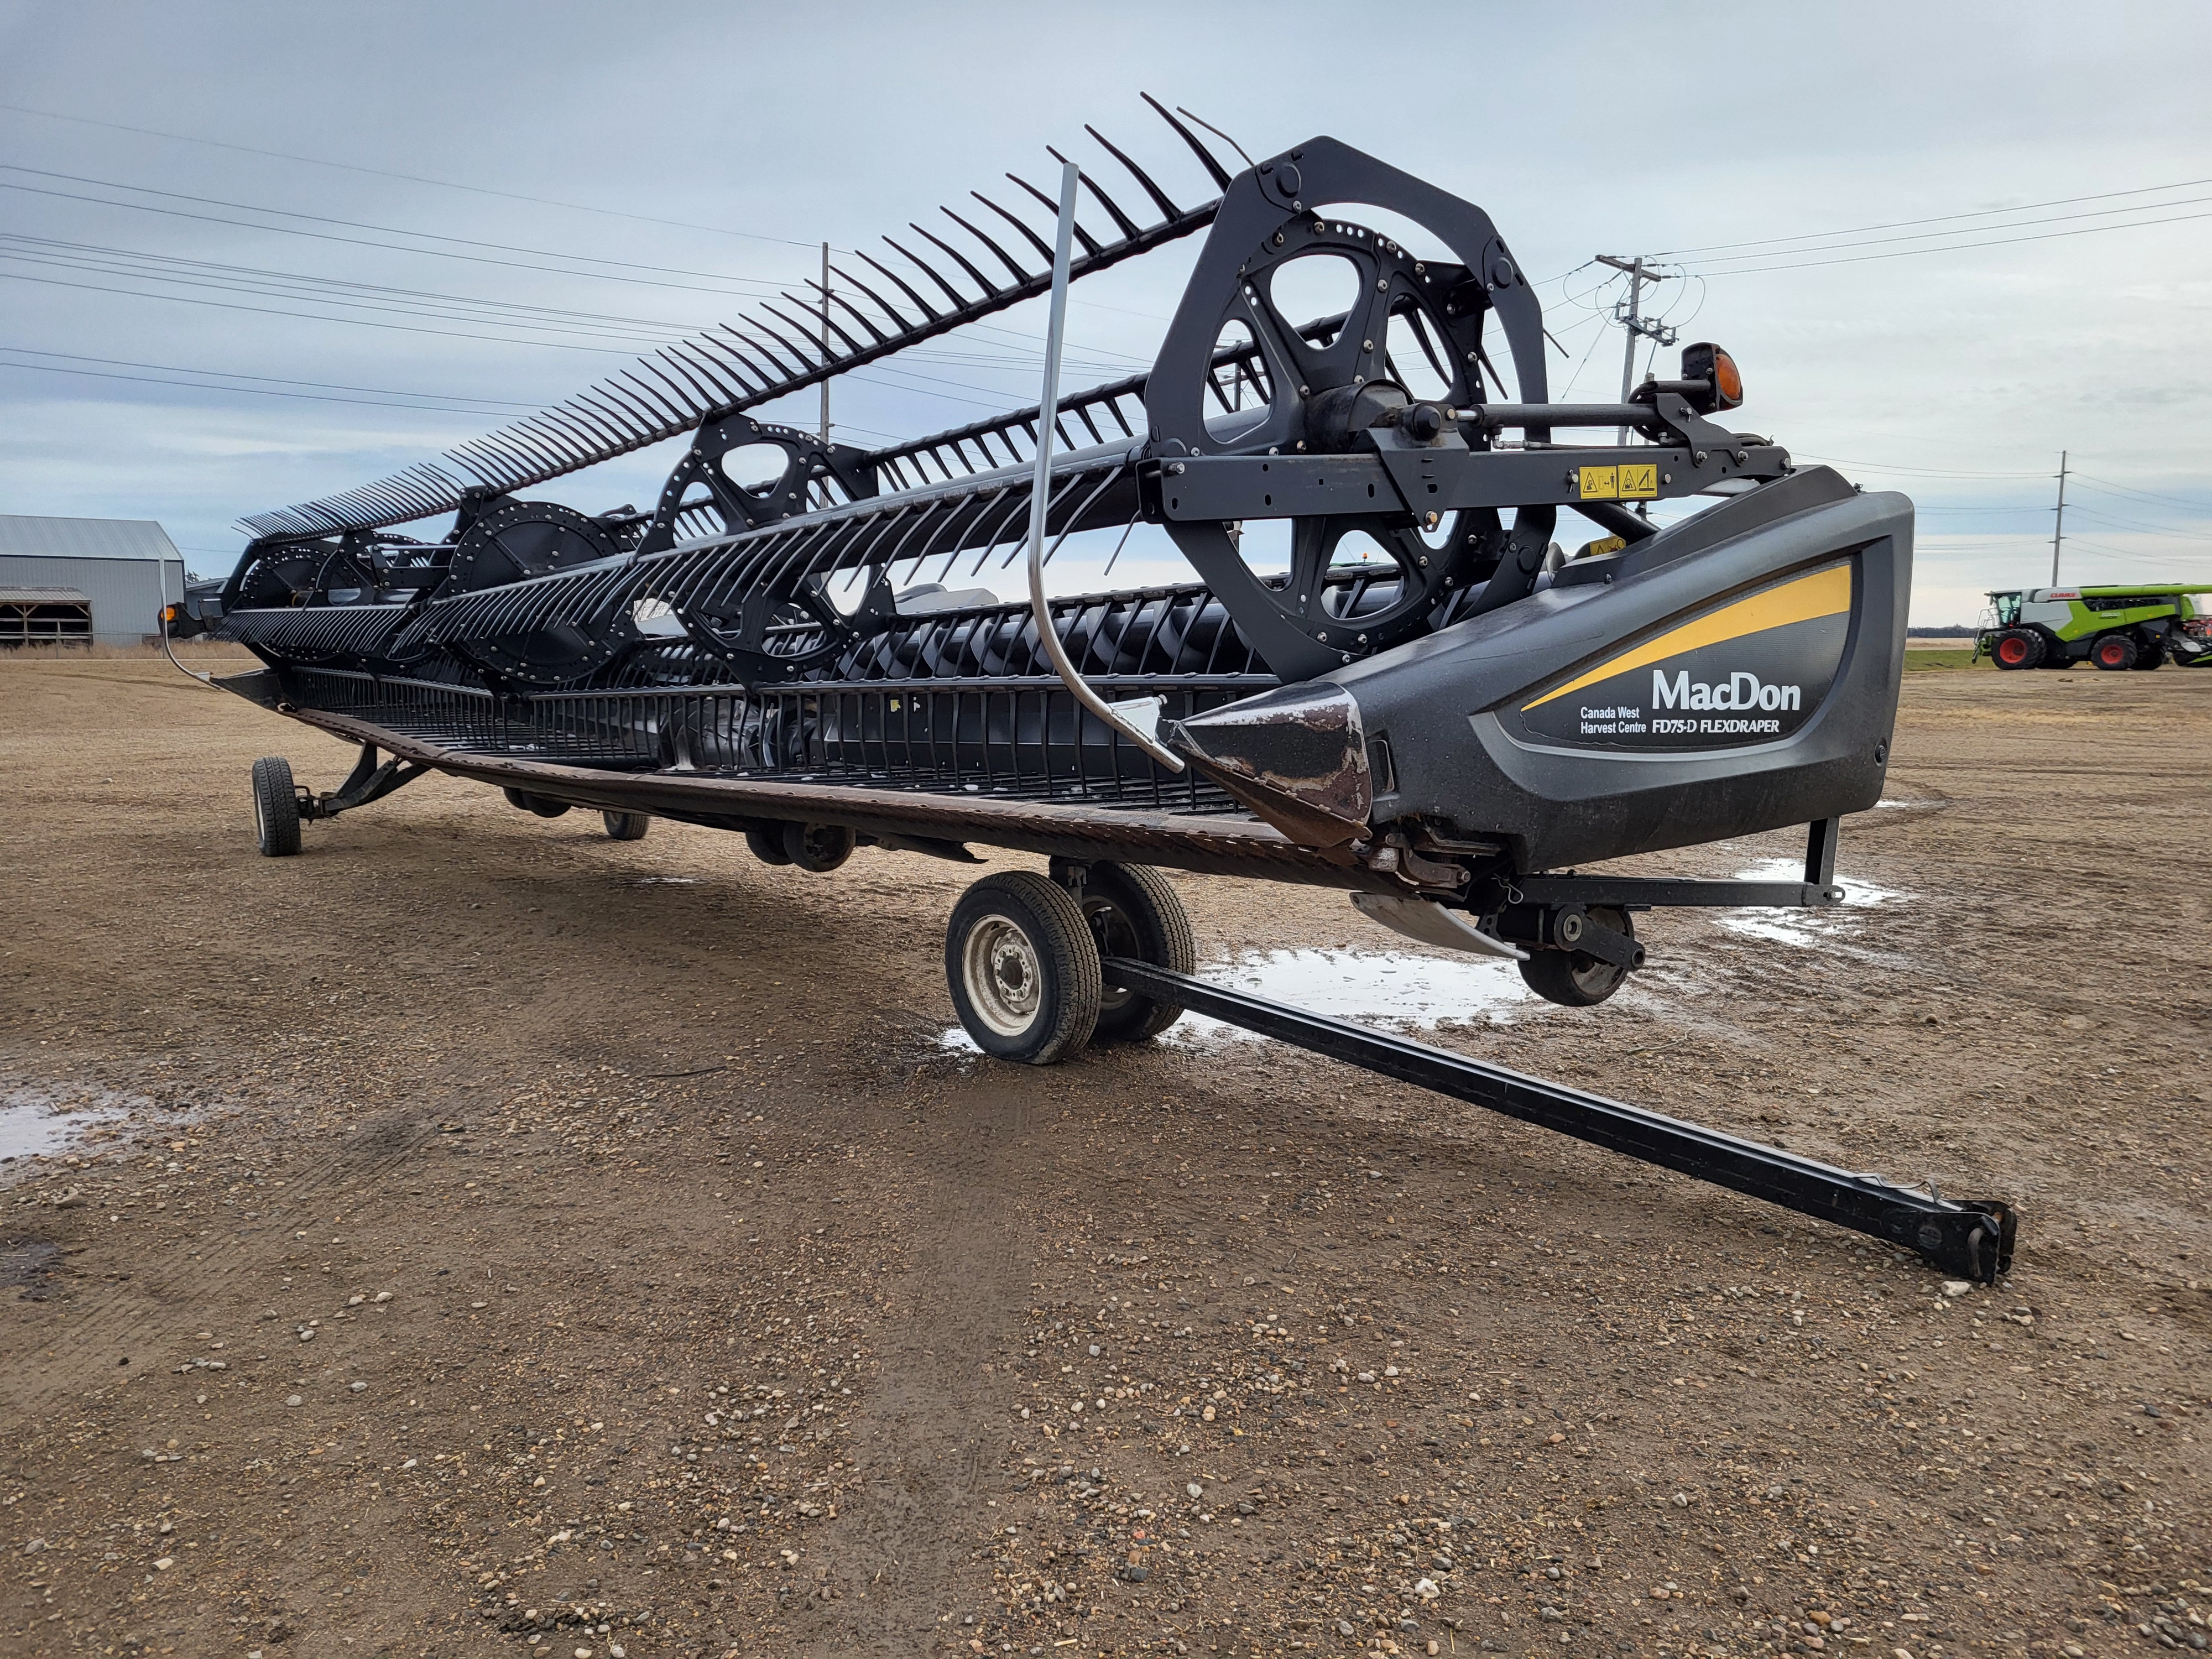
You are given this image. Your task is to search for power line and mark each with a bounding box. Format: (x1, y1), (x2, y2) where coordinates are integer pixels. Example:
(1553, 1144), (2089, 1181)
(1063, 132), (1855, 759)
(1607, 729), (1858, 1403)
(1794, 451), (2052, 479)
(1692, 192), (2212, 271)
(0, 345), (546, 407)
(0, 356), (531, 416)
(2070, 472), (2212, 514)
(0, 246), (698, 348)
(1694, 206), (2212, 277)
(0, 165), (812, 299)
(1655, 174), (2212, 258)
(0, 268), (659, 355)
(1, 232), (701, 333)
(0, 99), (827, 251)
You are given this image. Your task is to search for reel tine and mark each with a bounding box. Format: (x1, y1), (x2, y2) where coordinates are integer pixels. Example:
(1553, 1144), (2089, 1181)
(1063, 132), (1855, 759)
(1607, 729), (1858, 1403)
(702, 327), (775, 388)
(757, 307), (832, 372)
(1142, 92), (1234, 190)
(855, 249), (942, 324)
(789, 287), (869, 356)
(656, 348), (725, 409)
(447, 444), (500, 487)
(828, 262), (911, 335)
(749, 309), (830, 373)
(1006, 173), (1101, 256)
(940, 202), (1032, 285)
(639, 356), (710, 417)
(535, 410), (604, 461)
(596, 380), (666, 435)
(566, 390), (637, 446)
(1048, 146), (1140, 239)
(691, 332), (766, 394)
(806, 279), (890, 347)
(727, 322), (804, 383)
(1085, 124), (1180, 222)
(679, 343), (753, 406)
(523, 418), (592, 466)
(617, 370), (689, 429)
(882, 233), (970, 312)
(907, 221), (996, 302)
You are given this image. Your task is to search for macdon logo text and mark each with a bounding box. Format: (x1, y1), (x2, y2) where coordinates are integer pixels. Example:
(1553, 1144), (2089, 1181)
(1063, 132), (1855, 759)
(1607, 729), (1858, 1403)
(1652, 669), (1803, 713)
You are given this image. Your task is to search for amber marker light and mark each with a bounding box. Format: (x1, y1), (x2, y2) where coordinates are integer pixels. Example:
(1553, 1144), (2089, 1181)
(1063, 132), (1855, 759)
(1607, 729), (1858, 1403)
(1680, 342), (1743, 413)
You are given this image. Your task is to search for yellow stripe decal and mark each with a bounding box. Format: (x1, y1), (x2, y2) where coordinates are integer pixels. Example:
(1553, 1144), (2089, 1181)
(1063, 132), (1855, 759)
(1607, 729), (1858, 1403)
(1522, 562), (1853, 712)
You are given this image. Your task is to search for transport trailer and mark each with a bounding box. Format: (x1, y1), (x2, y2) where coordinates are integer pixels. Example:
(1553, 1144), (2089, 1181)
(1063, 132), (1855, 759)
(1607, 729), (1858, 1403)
(171, 103), (2017, 1277)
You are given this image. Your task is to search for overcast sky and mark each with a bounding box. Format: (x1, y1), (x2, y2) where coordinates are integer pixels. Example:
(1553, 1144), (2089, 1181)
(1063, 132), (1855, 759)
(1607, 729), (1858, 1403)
(3, 1), (2209, 623)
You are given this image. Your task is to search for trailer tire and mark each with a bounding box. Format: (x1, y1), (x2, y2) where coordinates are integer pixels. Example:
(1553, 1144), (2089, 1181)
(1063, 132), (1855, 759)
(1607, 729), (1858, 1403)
(602, 811), (651, 841)
(1517, 906), (1634, 1008)
(1990, 628), (2044, 670)
(2131, 639), (2167, 670)
(782, 821), (856, 873)
(502, 787), (571, 818)
(744, 825), (793, 866)
(251, 755), (302, 858)
(1081, 863), (1197, 1044)
(2092, 632), (2139, 671)
(947, 872), (1102, 1065)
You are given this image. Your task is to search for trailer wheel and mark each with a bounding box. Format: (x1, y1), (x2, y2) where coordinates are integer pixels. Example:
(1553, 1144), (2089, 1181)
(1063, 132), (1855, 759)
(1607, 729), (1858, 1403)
(782, 821), (856, 873)
(1517, 906), (1635, 1008)
(2131, 639), (2167, 670)
(602, 811), (651, 841)
(1082, 863), (1197, 1044)
(502, 787), (571, 818)
(1990, 628), (2044, 670)
(2091, 632), (2139, 671)
(946, 872), (1102, 1065)
(251, 756), (302, 858)
(744, 825), (794, 866)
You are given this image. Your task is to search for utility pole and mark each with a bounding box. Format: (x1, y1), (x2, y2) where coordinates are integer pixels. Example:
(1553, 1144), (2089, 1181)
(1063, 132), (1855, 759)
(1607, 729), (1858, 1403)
(818, 241), (832, 446)
(1594, 255), (1677, 446)
(2049, 450), (2068, 586)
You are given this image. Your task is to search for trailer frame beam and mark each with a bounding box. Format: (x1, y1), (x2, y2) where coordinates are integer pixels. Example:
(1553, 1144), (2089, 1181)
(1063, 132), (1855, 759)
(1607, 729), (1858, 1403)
(1102, 956), (2016, 1282)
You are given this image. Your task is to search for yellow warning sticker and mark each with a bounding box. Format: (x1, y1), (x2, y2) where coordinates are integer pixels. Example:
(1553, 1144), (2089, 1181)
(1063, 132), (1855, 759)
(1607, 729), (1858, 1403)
(1578, 535), (1627, 559)
(1577, 465), (1618, 500)
(1619, 462), (1658, 499)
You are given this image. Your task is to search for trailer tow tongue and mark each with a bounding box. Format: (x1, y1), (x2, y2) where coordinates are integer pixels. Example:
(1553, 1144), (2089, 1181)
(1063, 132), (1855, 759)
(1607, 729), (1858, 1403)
(1103, 958), (2016, 1283)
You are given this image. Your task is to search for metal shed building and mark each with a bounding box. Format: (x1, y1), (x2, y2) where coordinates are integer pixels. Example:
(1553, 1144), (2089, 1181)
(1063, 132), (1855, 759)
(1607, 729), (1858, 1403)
(0, 515), (189, 646)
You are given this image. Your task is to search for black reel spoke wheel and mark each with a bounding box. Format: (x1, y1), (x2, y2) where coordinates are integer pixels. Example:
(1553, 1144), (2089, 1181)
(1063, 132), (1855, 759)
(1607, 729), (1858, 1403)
(1518, 906), (1635, 1008)
(1075, 862), (1197, 1045)
(602, 811), (651, 841)
(1142, 143), (1558, 679)
(251, 755), (301, 858)
(946, 872), (1102, 1066)
(445, 501), (625, 686)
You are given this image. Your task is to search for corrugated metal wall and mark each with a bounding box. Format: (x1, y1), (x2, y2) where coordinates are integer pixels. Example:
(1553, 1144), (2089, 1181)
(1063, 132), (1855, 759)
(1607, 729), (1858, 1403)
(0, 555), (186, 644)
(0, 518), (194, 645)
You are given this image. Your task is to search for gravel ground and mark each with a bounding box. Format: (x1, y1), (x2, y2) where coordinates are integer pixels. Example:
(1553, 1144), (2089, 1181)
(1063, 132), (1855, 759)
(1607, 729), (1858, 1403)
(0, 656), (2205, 1659)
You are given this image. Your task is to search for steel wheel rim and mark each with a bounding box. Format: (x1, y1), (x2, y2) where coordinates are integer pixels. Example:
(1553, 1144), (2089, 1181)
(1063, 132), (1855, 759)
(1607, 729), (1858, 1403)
(253, 784), (267, 846)
(964, 915), (1043, 1036)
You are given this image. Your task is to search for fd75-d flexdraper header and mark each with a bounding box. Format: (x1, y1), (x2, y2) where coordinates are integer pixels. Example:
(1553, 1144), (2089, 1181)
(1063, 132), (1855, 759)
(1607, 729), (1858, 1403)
(168, 104), (2012, 1279)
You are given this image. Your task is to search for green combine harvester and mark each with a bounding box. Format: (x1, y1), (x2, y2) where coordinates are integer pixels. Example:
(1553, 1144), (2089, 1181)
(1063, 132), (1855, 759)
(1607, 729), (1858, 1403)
(1977, 584), (2212, 670)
